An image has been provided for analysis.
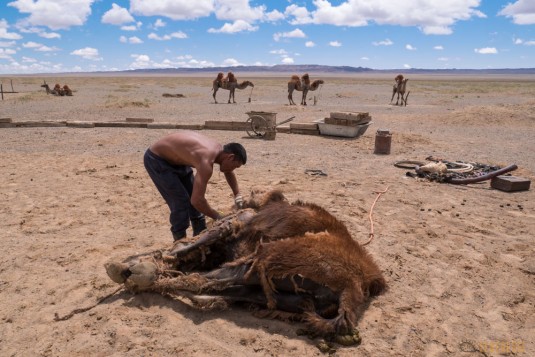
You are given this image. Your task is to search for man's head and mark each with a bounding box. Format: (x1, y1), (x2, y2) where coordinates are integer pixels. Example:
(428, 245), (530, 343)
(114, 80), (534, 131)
(223, 143), (247, 164)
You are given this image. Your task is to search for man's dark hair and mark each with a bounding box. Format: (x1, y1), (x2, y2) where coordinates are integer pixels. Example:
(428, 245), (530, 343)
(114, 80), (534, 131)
(223, 143), (247, 164)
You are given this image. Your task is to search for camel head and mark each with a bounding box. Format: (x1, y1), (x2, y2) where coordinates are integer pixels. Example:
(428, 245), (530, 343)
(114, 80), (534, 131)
(395, 74), (404, 83)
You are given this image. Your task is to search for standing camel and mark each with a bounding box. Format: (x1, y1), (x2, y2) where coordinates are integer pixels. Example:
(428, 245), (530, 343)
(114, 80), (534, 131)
(288, 73), (324, 105)
(212, 72), (254, 104)
(390, 74), (409, 106)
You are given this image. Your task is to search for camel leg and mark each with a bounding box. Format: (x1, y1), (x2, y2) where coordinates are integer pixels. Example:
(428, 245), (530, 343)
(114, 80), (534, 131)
(213, 88), (218, 104)
(228, 89), (232, 104)
(288, 90), (295, 105)
(390, 86), (396, 103)
(301, 90), (308, 106)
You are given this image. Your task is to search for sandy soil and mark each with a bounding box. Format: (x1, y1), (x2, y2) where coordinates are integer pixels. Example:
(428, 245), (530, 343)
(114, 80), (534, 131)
(0, 74), (534, 356)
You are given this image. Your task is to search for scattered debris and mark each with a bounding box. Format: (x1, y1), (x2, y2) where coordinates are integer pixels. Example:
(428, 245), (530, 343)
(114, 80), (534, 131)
(162, 93), (185, 98)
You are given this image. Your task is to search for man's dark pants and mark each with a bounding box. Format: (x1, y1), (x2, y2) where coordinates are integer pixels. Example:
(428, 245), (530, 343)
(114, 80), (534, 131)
(143, 149), (206, 240)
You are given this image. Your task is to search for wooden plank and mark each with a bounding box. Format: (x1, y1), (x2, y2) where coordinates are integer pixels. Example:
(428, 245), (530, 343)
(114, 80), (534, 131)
(147, 123), (178, 129)
(290, 123), (319, 130)
(14, 121), (67, 127)
(126, 117), (154, 123)
(94, 122), (147, 128)
(290, 128), (320, 136)
(205, 121), (247, 131)
(67, 121), (95, 128)
(276, 125), (291, 133)
(330, 111), (370, 120)
(176, 124), (204, 130)
(0, 118), (12, 123)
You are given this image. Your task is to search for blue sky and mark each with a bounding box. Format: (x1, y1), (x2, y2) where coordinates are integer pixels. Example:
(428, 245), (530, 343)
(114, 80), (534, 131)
(0, 0), (534, 74)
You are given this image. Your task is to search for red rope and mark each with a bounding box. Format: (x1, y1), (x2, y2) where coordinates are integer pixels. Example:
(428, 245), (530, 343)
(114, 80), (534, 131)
(362, 185), (390, 246)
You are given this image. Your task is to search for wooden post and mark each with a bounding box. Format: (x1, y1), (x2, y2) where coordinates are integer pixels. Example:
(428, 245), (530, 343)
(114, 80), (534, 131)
(11, 79), (14, 92)
(1, 84), (4, 100)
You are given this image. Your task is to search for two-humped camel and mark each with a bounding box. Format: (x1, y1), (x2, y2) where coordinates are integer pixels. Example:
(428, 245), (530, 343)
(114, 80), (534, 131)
(288, 73), (324, 105)
(41, 83), (73, 96)
(212, 72), (254, 104)
(390, 74), (409, 106)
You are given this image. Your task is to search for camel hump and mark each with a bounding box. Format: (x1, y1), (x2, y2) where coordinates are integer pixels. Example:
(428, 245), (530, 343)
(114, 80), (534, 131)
(291, 75), (299, 81)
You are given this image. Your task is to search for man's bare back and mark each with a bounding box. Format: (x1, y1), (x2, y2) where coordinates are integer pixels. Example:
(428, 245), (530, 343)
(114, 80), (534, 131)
(149, 131), (222, 169)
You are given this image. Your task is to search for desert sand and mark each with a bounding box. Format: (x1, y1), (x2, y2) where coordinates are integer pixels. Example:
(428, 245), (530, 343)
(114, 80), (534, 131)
(0, 73), (534, 356)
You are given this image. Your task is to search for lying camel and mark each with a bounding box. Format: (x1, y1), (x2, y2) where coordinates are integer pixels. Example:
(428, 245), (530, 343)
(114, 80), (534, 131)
(105, 189), (386, 349)
(390, 74), (409, 106)
(288, 73), (324, 105)
(212, 71), (254, 104)
(41, 83), (73, 96)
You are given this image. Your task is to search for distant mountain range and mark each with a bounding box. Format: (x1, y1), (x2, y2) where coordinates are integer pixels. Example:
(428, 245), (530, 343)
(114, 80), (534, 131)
(119, 64), (535, 75)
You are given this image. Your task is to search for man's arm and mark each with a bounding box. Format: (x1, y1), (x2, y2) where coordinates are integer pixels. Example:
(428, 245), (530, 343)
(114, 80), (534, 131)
(224, 171), (240, 196)
(190, 164), (221, 220)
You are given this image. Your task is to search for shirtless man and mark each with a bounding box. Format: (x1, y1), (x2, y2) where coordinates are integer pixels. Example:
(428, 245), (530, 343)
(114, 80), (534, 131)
(144, 131), (247, 241)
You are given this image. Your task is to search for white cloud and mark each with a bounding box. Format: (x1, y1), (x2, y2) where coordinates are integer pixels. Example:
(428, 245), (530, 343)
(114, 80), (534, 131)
(305, 41), (315, 47)
(119, 36), (143, 44)
(0, 40), (16, 47)
(148, 31), (188, 40)
(130, 0), (214, 20)
(22, 41), (59, 52)
(265, 10), (285, 22)
(270, 49), (288, 55)
(273, 28), (306, 41)
(38, 31), (61, 39)
(221, 58), (245, 66)
(403, 64), (412, 69)
(0, 19), (22, 40)
(71, 47), (103, 60)
(102, 3), (135, 25)
(22, 56), (37, 63)
(437, 57), (449, 61)
(154, 19), (166, 28)
(499, 0), (535, 25)
(329, 41), (342, 47)
(129, 36), (143, 44)
(8, 0), (94, 30)
(282, 57), (294, 64)
(208, 20), (258, 34)
(284, 0), (486, 35)
(360, 56), (369, 60)
(130, 54), (151, 68)
(405, 44), (416, 50)
(474, 47), (498, 54)
(434, 45), (444, 50)
(214, 0), (265, 22)
(372, 39), (393, 46)
(514, 37), (535, 46)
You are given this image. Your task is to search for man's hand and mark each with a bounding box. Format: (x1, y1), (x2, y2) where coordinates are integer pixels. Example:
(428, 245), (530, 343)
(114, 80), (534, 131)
(234, 194), (244, 209)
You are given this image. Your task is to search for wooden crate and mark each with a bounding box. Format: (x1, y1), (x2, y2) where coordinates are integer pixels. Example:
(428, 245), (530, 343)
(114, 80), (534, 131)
(491, 176), (531, 192)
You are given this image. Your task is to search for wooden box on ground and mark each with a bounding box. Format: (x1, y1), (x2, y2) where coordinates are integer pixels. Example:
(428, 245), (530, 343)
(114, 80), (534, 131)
(491, 176), (531, 192)
(327, 112), (371, 126)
